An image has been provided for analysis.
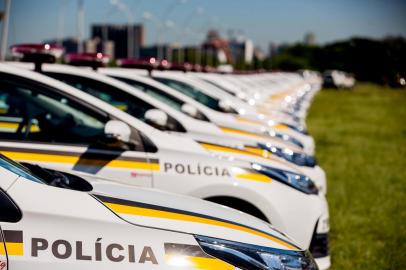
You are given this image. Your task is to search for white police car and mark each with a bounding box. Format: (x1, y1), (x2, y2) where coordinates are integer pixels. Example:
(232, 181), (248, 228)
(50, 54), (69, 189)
(0, 62), (330, 269)
(12, 62), (326, 194)
(0, 153), (320, 270)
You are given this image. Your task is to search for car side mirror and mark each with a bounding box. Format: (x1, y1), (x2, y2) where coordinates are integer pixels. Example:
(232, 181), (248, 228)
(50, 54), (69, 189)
(0, 189), (22, 223)
(219, 99), (234, 113)
(144, 109), (168, 128)
(181, 103), (199, 118)
(104, 120), (132, 143)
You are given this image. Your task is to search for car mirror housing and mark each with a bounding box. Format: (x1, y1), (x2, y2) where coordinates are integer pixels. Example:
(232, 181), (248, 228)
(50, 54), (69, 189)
(181, 103), (199, 118)
(144, 109), (169, 128)
(219, 99), (234, 113)
(104, 120), (132, 143)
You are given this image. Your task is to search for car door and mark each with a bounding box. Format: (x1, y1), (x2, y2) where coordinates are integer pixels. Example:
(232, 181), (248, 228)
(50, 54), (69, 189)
(0, 73), (153, 187)
(0, 177), (23, 270)
(0, 164), (184, 270)
(0, 225), (7, 270)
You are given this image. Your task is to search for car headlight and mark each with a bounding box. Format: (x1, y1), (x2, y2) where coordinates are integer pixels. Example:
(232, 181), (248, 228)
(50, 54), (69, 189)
(258, 143), (316, 167)
(252, 163), (318, 195)
(195, 235), (319, 270)
(266, 132), (304, 149)
(283, 123), (308, 135)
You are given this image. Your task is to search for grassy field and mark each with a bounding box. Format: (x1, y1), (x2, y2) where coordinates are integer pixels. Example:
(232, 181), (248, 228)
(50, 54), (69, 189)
(307, 83), (406, 269)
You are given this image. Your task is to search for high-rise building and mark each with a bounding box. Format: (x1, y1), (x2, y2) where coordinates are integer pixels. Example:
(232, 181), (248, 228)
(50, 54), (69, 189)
(91, 24), (144, 58)
(229, 38), (254, 64)
(202, 30), (232, 64)
(43, 38), (80, 54)
(85, 38), (115, 57)
(304, 32), (316, 46)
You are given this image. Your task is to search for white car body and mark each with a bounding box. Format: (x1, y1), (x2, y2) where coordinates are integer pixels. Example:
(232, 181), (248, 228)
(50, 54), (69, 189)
(0, 155), (320, 270)
(99, 68), (314, 155)
(95, 68), (326, 193)
(203, 72), (320, 121)
(149, 71), (316, 155)
(0, 63), (330, 269)
(9, 63), (326, 193)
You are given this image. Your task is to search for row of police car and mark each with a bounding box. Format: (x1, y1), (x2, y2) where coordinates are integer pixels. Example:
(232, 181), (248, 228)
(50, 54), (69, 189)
(0, 43), (330, 270)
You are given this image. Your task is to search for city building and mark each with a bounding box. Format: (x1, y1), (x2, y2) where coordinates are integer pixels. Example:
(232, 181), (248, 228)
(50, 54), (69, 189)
(304, 32), (316, 46)
(91, 24), (144, 58)
(202, 30), (232, 64)
(85, 38), (114, 56)
(229, 36), (254, 64)
(43, 37), (80, 54)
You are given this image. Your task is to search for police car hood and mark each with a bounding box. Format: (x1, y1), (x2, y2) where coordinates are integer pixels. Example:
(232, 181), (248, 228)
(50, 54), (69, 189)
(87, 179), (300, 251)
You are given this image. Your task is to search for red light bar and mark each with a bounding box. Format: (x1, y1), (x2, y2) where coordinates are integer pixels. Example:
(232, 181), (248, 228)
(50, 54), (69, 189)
(169, 62), (192, 72)
(10, 43), (65, 71)
(158, 59), (171, 70)
(202, 65), (217, 73)
(65, 53), (110, 70)
(191, 64), (202, 72)
(117, 57), (159, 70)
(10, 43), (64, 58)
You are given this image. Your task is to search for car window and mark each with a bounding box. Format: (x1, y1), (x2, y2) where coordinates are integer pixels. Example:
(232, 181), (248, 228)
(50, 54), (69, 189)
(153, 77), (226, 112)
(45, 72), (155, 120)
(113, 77), (210, 122)
(202, 79), (237, 96)
(0, 73), (107, 144)
(113, 77), (184, 111)
(45, 72), (186, 133)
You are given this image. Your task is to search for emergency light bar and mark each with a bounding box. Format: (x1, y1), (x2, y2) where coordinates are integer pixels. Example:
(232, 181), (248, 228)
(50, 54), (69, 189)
(65, 52), (110, 70)
(116, 57), (159, 74)
(10, 43), (64, 71)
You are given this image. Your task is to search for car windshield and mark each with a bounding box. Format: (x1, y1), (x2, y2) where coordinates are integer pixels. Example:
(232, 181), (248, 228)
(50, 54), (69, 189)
(0, 154), (45, 184)
(112, 76), (184, 112)
(153, 77), (226, 112)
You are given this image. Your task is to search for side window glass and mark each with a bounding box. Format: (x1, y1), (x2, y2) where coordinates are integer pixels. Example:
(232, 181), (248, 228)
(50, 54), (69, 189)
(154, 78), (224, 112)
(0, 74), (106, 144)
(47, 73), (186, 133)
(116, 78), (184, 112)
(44, 73), (154, 121)
(115, 77), (210, 122)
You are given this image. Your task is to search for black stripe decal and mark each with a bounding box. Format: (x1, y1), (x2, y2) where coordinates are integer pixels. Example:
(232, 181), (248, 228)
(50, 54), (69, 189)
(164, 243), (211, 258)
(95, 194), (299, 249)
(3, 230), (23, 243)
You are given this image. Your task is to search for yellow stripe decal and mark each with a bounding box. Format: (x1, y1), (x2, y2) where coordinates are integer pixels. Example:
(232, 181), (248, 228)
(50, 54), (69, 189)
(273, 124), (289, 130)
(220, 127), (268, 140)
(104, 202), (297, 250)
(0, 122), (40, 132)
(0, 243), (24, 256)
(1, 151), (159, 171)
(244, 146), (271, 158)
(0, 243), (5, 255)
(200, 143), (261, 158)
(236, 117), (264, 125)
(236, 173), (272, 183)
(165, 254), (234, 269)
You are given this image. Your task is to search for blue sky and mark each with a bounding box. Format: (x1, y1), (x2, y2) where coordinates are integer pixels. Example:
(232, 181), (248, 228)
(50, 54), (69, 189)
(5, 0), (406, 50)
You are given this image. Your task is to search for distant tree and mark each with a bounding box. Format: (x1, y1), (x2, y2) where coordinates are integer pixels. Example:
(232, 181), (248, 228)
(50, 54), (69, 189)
(269, 37), (406, 85)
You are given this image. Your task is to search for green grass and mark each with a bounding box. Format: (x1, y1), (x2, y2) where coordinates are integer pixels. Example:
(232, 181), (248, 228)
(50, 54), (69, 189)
(307, 83), (406, 269)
